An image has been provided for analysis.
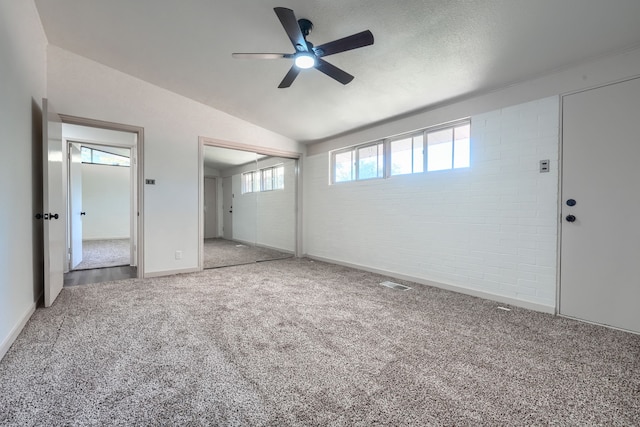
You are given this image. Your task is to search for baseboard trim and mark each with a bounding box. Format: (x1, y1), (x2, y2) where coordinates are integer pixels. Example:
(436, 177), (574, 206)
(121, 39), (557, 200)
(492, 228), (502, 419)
(0, 301), (37, 362)
(144, 267), (200, 278)
(305, 255), (555, 315)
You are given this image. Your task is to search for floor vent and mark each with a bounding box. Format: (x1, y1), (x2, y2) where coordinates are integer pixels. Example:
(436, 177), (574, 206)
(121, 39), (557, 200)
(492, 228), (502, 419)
(380, 281), (412, 291)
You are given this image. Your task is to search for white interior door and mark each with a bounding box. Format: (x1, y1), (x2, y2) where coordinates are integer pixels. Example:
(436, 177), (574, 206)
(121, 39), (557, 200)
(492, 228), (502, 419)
(560, 78), (640, 333)
(204, 177), (217, 238)
(42, 98), (65, 307)
(223, 176), (233, 240)
(69, 143), (83, 269)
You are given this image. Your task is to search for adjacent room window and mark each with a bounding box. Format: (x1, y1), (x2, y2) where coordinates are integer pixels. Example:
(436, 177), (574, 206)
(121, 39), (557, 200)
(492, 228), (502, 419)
(242, 171), (258, 193)
(330, 119), (470, 184)
(260, 165), (285, 191)
(81, 146), (130, 167)
(243, 165), (285, 194)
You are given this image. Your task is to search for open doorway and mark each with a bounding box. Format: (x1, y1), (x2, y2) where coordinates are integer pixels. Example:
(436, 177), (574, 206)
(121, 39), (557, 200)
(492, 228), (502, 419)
(199, 138), (300, 269)
(61, 120), (143, 286)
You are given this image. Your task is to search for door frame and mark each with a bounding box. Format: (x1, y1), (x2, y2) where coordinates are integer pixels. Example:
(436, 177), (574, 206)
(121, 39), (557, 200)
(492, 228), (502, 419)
(66, 140), (136, 271)
(60, 114), (145, 278)
(198, 136), (302, 271)
(557, 75), (640, 328)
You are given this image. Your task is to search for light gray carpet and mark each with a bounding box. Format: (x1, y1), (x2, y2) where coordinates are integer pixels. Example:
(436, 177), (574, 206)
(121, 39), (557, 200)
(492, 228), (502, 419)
(74, 239), (130, 270)
(203, 238), (292, 269)
(1, 258), (639, 425)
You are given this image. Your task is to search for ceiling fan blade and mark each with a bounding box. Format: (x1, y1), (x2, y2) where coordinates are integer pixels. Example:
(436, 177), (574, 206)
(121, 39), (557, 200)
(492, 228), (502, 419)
(314, 30), (374, 57)
(232, 53), (293, 59)
(274, 7), (308, 52)
(315, 58), (354, 85)
(278, 65), (301, 88)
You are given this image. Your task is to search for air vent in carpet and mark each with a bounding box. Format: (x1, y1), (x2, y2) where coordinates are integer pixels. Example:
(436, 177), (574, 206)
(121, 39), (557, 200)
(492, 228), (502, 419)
(380, 281), (411, 291)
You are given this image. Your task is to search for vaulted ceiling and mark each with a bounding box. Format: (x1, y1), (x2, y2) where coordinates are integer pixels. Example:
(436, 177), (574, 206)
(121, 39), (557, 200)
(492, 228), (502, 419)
(35, 0), (640, 143)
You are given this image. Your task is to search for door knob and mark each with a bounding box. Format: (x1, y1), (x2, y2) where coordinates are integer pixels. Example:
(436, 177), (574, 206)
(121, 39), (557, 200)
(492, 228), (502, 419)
(80, 212), (86, 216)
(35, 213), (43, 220)
(566, 199), (576, 206)
(565, 214), (576, 222)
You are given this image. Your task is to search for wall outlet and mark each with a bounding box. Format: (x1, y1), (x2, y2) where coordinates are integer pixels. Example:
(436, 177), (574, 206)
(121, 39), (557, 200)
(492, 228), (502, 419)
(175, 250), (182, 260)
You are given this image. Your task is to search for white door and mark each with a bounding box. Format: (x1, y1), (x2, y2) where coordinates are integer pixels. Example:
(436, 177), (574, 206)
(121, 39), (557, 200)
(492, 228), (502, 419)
(560, 78), (640, 333)
(42, 99), (65, 307)
(223, 176), (233, 240)
(69, 143), (83, 268)
(204, 177), (217, 238)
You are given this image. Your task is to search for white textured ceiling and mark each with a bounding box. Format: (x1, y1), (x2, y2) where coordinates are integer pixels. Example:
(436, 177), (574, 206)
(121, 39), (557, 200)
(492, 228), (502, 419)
(35, 0), (640, 143)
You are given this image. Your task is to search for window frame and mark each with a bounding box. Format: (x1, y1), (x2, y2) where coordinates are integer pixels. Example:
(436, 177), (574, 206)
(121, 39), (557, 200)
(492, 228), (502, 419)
(330, 118), (470, 184)
(242, 164), (285, 194)
(81, 146), (130, 167)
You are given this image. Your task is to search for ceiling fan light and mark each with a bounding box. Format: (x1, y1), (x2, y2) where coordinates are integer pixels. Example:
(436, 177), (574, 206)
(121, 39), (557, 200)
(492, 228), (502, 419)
(294, 53), (316, 69)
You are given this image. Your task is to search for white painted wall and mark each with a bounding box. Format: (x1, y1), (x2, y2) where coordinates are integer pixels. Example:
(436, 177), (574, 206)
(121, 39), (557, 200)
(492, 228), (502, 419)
(305, 98), (558, 311)
(81, 164), (130, 240)
(47, 45), (303, 275)
(257, 158), (296, 252)
(232, 173), (257, 244)
(227, 158), (296, 252)
(0, 0), (47, 360)
(305, 47), (640, 313)
(203, 167), (223, 237)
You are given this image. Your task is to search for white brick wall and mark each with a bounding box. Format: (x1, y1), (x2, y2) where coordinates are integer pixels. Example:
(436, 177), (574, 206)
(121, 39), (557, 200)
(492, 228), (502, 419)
(231, 158), (296, 252)
(304, 97), (559, 310)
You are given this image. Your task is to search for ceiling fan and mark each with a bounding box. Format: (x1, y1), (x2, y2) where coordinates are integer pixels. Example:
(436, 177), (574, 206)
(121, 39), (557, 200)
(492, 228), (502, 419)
(232, 7), (374, 88)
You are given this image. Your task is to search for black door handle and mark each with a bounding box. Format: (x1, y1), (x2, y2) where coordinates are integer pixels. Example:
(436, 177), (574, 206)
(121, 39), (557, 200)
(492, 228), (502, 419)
(35, 213), (43, 220)
(80, 212), (86, 216)
(565, 214), (576, 222)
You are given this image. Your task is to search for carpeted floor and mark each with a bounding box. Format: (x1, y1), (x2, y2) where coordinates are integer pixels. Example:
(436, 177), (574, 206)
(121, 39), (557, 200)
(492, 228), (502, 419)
(74, 239), (130, 270)
(203, 238), (292, 269)
(1, 258), (639, 425)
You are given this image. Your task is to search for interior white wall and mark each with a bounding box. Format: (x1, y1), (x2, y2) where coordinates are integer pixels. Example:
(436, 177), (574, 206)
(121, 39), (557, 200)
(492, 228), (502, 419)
(226, 158), (296, 252)
(305, 47), (640, 312)
(0, 0), (47, 360)
(47, 45), (303, 275)
(256, 158), (296, 252)
(203, 166), (223, 236)
(63, 123), (137, 146)
(305, 97), (558, 311)
(81, 164), (130, 240)
(231, 173), (257, 244)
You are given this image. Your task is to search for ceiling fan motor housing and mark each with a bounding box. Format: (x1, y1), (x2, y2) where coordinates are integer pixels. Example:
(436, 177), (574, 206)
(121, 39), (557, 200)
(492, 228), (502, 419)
(298, 18), (313, 37)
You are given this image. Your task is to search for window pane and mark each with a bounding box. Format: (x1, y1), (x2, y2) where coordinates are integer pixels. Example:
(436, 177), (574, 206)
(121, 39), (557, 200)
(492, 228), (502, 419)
(453, 124), (470, 169)
(243, 173), (251, 193)
(81, 147), (92, 163)
(262, 168), (273, 191)
(252, 171), (260, 192)
(391, 137), (412, 175)
(334, 150), (354, 183)
(275, 166), (284, 189)
(358, 144), (382, 180)
(427, 128), (453, 171)
(413, 134), (424, 173)
(91, 149), (130, 166)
